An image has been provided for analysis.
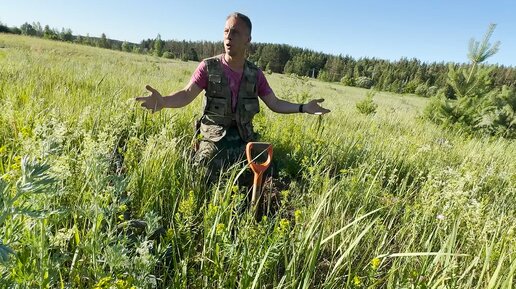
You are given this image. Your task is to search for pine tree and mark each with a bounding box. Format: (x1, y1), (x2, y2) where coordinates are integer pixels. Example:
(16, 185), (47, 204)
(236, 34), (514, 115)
(424, 24), (516, 138)
(121, 41), (131, 52)
(154, 34), (164, 57)
(99, 33), (109, 48)
(467, 23), (500, 83)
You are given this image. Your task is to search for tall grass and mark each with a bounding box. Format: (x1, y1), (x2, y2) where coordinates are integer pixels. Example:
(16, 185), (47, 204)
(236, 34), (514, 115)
(0, 34), (515, 288)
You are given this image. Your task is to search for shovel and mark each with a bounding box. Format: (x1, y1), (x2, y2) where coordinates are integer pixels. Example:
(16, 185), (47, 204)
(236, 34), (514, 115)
(245, 142), (273, 210)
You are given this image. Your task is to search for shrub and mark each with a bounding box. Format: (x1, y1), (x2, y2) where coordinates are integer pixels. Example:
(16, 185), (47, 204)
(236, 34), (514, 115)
(404, 80), (419, 94)
(355, 76), (374, 89)
(427, 86), (438, 97)
(415, 84), (429, 96)
(180, 53), (189, 62)
(340, 75), (354, 86)
(356, 90), (378, 115)
(162, 51), (174, 59)
(476, 85), (516, 138)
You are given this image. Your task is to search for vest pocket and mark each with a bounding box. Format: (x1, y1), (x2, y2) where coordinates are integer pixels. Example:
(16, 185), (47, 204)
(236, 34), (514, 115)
(244, 102), (259, 113)
(206, 98), (227, 116)
(242, 101), (260, 122)
(208, 74), (223, 94)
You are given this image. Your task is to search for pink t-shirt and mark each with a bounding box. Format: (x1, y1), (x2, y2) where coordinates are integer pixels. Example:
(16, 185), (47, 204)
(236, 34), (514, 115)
(190, 55), (273, 112)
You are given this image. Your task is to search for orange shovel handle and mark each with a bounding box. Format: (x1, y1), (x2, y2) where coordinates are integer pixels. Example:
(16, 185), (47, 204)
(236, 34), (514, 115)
(246, 142), (273, 174)
(246, 142), (273, 210)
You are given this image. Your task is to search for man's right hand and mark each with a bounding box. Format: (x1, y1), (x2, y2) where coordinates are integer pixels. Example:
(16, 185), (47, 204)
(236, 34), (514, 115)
(135, 85), (165, 113)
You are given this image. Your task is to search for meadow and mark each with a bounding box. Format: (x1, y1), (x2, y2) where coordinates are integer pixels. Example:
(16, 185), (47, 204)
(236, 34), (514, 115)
(0, 34), (515, 288)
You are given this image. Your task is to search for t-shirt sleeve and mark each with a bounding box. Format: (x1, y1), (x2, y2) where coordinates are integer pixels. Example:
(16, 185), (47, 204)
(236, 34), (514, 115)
(190, 61), (208, 90)
(256, 69), (273, 97)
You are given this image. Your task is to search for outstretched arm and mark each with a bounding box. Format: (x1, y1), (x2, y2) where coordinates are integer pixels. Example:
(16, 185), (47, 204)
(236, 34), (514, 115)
(260, 91), (331, 115)
(135, 81), (203, 113)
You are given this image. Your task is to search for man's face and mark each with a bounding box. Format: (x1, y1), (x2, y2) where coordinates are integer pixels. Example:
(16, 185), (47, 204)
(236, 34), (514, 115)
(223, 17), (251, 57)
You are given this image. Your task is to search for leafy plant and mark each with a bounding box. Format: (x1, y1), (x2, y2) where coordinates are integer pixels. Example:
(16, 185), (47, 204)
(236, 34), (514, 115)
(356, 90), (378, 115)
(355, 76), (374, 89)
(476, 85), (516, 138)
(0, 157), (57, 263)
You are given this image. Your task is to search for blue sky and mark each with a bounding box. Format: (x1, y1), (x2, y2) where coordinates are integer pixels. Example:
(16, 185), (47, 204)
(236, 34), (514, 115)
(1, 0), (515, 66)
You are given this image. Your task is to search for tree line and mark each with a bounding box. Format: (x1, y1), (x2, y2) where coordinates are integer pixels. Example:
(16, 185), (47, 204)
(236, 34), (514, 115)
(1, 21), (514, 98)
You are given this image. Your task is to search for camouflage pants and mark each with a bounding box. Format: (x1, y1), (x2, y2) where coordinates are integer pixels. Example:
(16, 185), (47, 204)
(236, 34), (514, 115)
(194, 126), (247, 180)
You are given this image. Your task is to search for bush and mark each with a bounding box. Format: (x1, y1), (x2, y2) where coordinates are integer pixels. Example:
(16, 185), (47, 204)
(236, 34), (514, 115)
(162, 51), (174, 59)
(404, 80), (419, 94)
(355, 76), (374, 89)
(415, 84), (429, 96)
(180, 53), (189, 62)
(0, 23), (10, 33)
(476, 85), (516, 138)
(427, 86), (438, 97)
(356, 90), (378, 115)
(340, 75), (354, 86)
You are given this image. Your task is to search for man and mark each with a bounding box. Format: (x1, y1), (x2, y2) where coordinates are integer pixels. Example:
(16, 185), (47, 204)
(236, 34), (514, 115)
(136, 12), (330, 178)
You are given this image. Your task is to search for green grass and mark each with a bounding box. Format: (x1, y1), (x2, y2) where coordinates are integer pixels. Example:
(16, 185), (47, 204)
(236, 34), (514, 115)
(0, 34), (515, 288)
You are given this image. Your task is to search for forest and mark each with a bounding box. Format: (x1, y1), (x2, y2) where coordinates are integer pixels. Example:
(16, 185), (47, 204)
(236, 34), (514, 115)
(2, 20), (514, 98)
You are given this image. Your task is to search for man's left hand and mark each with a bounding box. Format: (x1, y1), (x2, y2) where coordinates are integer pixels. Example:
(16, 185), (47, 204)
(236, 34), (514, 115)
(304, 99), (331, 115)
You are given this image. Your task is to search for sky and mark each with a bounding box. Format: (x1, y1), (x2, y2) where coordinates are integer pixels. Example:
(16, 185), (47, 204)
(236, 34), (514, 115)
(1, 0), (515, 66)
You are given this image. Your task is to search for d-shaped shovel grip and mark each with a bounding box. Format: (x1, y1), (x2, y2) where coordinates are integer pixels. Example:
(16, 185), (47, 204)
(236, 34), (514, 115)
(246, 142), (273, 174)
(245, 142), (273, 210)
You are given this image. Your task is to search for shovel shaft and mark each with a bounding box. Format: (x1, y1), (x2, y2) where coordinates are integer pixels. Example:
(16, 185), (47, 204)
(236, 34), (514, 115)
(251, 173), (263, 207)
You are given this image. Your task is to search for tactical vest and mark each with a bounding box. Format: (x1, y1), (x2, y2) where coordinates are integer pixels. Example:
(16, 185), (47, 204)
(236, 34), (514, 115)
(199, 55), (260, 142)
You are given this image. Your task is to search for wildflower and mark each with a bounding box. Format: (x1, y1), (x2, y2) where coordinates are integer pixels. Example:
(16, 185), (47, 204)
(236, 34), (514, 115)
(21, 126), (32, 137)
(93, 276), (112, 288)
(294, 209), (303, 223)
(178, 191), (196, 216)
(280, 190), (290, 200)
(216, 223), (225, 235)
(115, 279), (136, 289)
(436, 214), (445, 221)
(371, 257), (381, 270)
(118, 204), (127, 212)
(353, 275), (361, 286)
(207, 204), (219, 218)
(10, 156), (22, 171)
(279, 219), (290, 231)
(166, 228), (174, 240)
